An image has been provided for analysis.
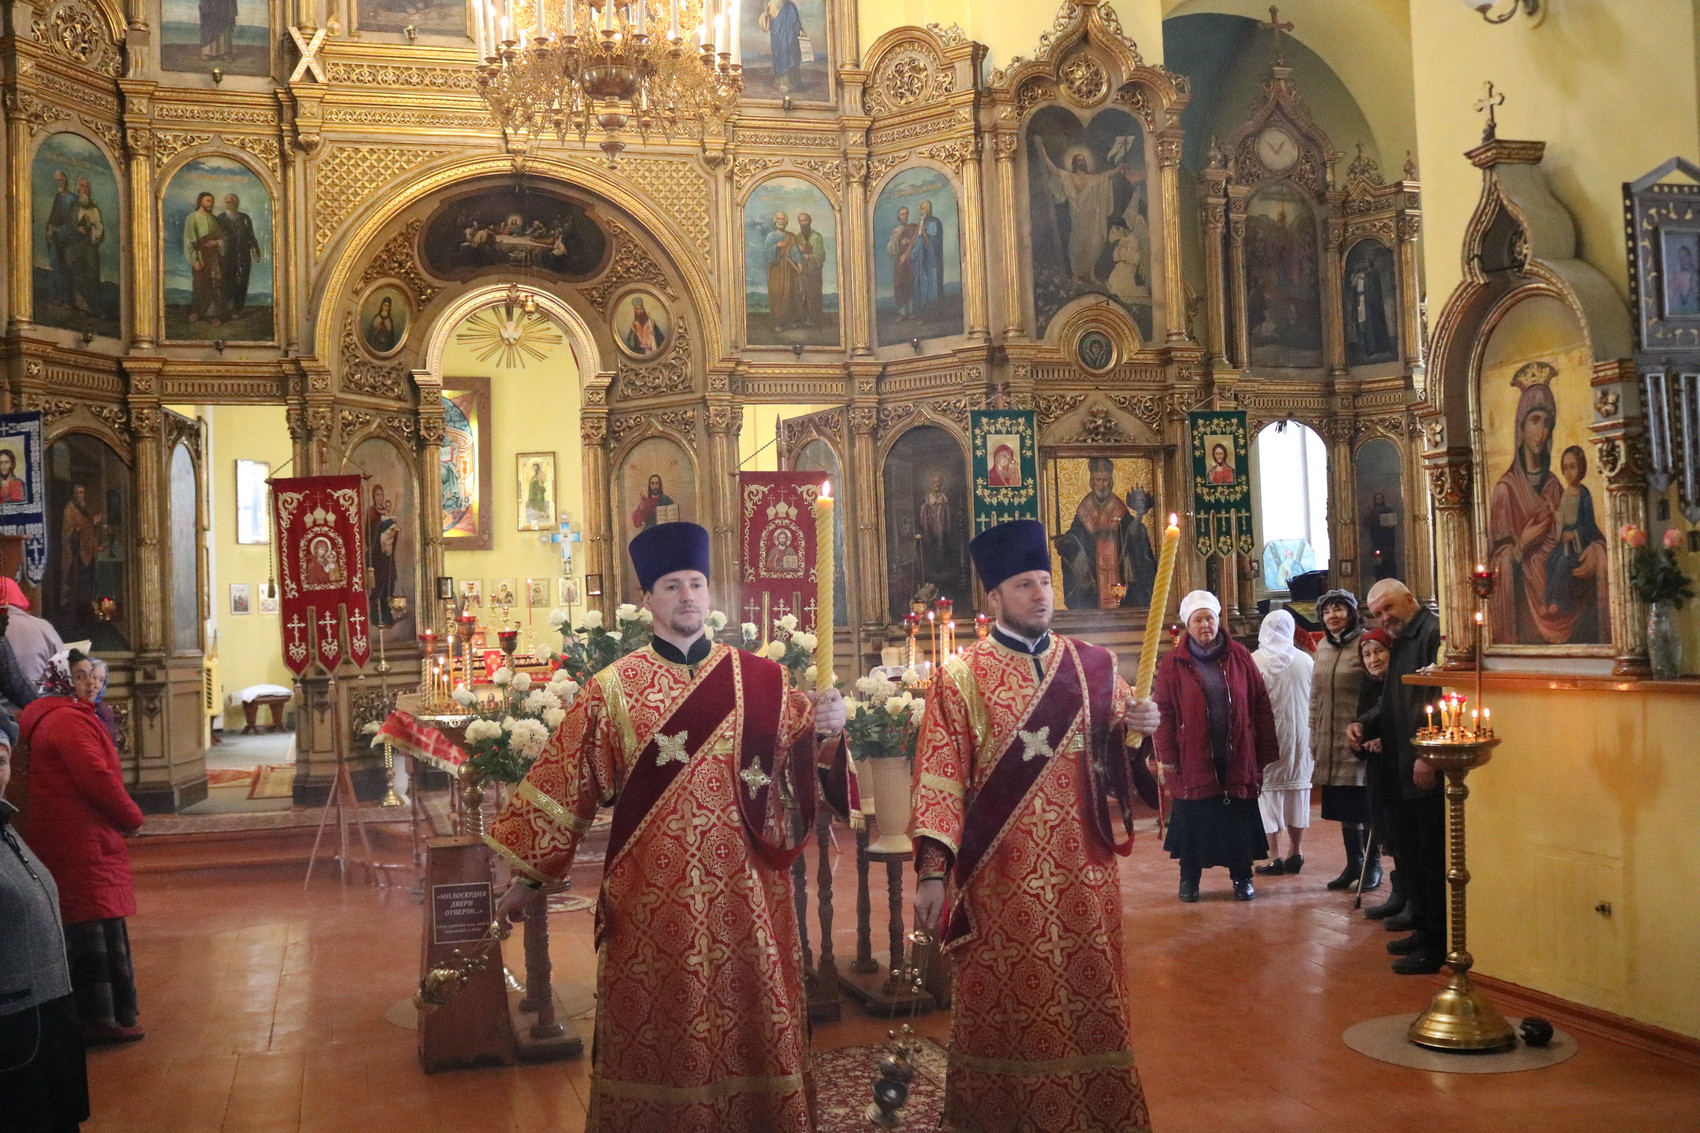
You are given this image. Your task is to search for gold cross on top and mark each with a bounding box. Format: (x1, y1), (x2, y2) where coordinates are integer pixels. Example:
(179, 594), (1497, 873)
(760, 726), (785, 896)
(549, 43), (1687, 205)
(655, 731), (690, 766)
(1018, 728), (1054, 762)
(1475, 81), (1506, 143)
(1259, 5), (1295, 64)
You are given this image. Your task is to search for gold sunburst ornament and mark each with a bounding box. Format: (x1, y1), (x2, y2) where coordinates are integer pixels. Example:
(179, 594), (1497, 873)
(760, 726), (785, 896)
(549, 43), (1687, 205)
(454, 306), (564, 369)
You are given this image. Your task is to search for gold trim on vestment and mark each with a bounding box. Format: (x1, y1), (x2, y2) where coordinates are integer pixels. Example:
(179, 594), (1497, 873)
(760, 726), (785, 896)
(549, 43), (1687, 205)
(911, 827), (960, 855)
(920, 771), (965, 798)
(483, 834), (553, 884)
(940, 654), (991, 755)
(591, 1071), (807, 1103)
(596, 665), (639, 763)
(517, 780), (592, 835)
(947, 1047), (1135, 1076)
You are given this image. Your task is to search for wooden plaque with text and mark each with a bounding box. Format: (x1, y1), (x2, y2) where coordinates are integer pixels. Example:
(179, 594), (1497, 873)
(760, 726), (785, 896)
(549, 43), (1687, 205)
(417, 836), (516, 1072)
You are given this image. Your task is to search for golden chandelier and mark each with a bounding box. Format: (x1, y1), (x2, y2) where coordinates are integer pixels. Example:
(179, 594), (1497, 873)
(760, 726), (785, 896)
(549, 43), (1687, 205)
(472, 0), (744, 166)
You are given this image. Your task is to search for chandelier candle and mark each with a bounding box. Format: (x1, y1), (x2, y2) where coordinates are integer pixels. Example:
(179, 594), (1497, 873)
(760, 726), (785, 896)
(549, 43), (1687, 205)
(814, 480), (834, 691)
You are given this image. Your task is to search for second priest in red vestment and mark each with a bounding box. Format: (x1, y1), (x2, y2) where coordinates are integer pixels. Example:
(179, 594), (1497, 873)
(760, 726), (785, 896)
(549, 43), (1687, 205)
(910, 519), (1158, 1133)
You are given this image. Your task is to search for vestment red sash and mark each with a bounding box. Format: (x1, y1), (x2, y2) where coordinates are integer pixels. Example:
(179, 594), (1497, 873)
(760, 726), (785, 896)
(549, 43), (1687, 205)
(947, 640), (1087, 946)
(597, 647), (808, 944)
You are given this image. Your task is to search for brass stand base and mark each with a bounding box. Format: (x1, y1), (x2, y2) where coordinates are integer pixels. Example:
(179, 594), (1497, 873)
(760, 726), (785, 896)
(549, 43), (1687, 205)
(1408, 969), (1516, 1052)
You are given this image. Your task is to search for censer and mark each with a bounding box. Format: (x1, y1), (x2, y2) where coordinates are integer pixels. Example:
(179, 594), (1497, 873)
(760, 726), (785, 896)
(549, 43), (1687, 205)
(867, 928), (934, 1129)
(415, 919), (509, 1009)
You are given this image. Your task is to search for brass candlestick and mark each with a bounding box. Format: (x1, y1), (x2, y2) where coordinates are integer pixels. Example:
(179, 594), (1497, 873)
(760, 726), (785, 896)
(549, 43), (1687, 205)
(1406, 732), (1513, 1052)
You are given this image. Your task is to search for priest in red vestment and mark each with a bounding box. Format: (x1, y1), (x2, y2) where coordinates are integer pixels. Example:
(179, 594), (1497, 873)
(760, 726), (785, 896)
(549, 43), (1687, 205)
(910, 519), (1159, 1133)
(488, 522), (847, 1132)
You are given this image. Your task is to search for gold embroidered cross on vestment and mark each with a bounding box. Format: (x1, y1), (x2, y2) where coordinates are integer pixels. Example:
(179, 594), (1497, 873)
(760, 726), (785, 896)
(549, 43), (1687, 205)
(739, 760), (773, 798)
(1018, 728), (1054, 762)
(655, 731), (690, 766)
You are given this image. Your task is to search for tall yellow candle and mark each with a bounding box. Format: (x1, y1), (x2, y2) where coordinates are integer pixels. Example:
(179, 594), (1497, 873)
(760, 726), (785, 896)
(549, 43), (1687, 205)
(813, 480), (834, 690)
(1133, 514), (1182, 703)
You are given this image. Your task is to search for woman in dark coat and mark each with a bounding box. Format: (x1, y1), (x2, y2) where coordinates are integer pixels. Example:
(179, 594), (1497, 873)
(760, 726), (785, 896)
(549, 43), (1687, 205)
(1153, 590), (1280, 902)
(18, 650), (145, 1045)
(1309, 589), (1379, 891)
(1, 735), (92, 1131)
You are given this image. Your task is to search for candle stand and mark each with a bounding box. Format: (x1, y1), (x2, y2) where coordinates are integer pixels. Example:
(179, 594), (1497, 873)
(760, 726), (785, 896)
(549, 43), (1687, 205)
(1405, 731), (1513, 1052)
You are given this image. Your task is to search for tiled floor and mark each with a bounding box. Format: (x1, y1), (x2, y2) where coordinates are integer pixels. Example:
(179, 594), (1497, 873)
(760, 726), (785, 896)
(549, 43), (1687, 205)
(84, 815), (1700, 1133)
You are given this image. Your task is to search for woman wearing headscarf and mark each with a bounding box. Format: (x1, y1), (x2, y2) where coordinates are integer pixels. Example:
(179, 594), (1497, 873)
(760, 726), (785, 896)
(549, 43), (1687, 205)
(1153, 590), (1279, 902)
(1, 735), (92, 1130)
(18, 649), (145, 1045)
(1354, 629), (1406, 920)
(1251, 609), (1315, 877)
(1308, 590), (1378, 891)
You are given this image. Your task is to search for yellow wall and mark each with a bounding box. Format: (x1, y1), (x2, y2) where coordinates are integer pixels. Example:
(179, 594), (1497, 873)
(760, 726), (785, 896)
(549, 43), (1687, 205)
(1410, 2), (1700, 310)
(1467, 684), (1700, 1039)
(440, 311), (584, 652)
(197, 404), (295, 728)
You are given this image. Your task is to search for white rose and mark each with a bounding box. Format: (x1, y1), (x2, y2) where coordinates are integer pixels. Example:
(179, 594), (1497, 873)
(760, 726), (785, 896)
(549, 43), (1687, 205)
(501, 715), (518, 732)
(615, 603), (640, 622)
(791, 631), (817, 651)
(741, 622), (759, 641)
(581, 610), (604, 628)
(706, 610), (728, 630)
(763, 641), (787, 661)
(465, 719), (501, 743)
(543, 706), (566, 730)
(804, 664), (818, 683)
(638, 608), (654, 624)
(509, 718), (551, 760)
(885, 698), (908, 717)
(511, 672), (533, 694)
(451, 684), (476, 707)
(901, 668), (922, 686)
(492, 667), (513, 687)
(843, 696), (863, 718)
(547, 608), (569, 627)
(360, 721), (381, 735)
(605, 629), (623, 642)
(777, 613), (799, 632)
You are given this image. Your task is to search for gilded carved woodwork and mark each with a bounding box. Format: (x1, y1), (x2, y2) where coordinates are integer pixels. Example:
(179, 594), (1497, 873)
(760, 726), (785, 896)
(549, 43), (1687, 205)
(355, 221), (442, 306)
(313, 143), (458, 258)
(338, 314), (410, 399)
(29, 0), (123, 78)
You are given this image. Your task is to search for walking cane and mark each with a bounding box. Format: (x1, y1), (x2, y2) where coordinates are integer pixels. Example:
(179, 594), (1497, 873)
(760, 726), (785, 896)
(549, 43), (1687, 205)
(1353, 824), (1376, 910)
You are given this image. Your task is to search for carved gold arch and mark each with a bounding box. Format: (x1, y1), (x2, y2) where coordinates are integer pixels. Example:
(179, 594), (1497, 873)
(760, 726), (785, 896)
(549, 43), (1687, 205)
(311, 153), (723, 366)
(418, 284), (604, 387)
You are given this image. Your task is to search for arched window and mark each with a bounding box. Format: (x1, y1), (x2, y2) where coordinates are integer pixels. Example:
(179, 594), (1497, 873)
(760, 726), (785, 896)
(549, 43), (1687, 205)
(1252, 420), (1329, 591)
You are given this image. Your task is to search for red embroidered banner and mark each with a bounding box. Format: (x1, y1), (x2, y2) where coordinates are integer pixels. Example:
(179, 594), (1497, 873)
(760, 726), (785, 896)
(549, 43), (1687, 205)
(272, 475), (371, 674)
(738, 472), (822, 634)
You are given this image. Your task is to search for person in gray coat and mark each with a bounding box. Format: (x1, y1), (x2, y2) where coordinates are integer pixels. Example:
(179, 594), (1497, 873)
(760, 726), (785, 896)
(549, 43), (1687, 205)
(0, 736), (92, 1130)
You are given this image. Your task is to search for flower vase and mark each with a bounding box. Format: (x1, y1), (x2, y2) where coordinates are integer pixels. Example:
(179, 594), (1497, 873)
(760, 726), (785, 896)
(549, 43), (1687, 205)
(1648, 600), (1682, 679)
(864, 757), (914, 855)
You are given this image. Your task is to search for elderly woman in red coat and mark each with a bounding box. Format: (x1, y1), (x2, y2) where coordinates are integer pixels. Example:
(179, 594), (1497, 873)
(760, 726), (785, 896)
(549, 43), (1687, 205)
(1153, 590), (1279, 903)
(19, 648), (146, 1045)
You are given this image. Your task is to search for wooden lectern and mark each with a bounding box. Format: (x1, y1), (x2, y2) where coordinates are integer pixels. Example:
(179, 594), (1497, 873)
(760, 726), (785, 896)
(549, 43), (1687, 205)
(417, 835), (516, 1072)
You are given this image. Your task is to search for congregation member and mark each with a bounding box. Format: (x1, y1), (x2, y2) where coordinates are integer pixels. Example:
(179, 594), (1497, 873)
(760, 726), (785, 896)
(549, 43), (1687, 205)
(910, 519), (1159, 1133)
(1251, 609), (1315, 877)
(1153, 589), (1278, 902)
(1351, 627), (1394, 896)
(488, 522), (846, 1132)
(1, 735), (92, 1132)
(1309, 589), (1379, 892)
(1349, 579), (1444, 974)
(18, 650), (146, 1045)
(0, 578), (61, 712)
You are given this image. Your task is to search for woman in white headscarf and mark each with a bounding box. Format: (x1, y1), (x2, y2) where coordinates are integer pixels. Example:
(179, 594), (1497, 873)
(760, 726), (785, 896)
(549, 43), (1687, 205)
(1252, 609), (1315, 876)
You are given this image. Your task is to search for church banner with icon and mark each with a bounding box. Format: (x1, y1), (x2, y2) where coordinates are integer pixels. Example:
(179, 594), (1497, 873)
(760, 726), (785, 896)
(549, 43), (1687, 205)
(0, 412), (47, 582)
(739, 472), (822, 633)
(1188, 411), (1253, 557)
(272, 475), (371, 674)
(969, 409), (1039, 533)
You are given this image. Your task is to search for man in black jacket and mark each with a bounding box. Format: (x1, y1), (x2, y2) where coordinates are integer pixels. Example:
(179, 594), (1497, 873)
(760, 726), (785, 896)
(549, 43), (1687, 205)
(1350, 579), (1444, 974)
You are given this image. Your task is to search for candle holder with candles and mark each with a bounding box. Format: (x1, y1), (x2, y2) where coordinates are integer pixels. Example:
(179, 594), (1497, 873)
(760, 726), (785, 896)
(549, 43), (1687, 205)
(1404, 566), (1513, 1053)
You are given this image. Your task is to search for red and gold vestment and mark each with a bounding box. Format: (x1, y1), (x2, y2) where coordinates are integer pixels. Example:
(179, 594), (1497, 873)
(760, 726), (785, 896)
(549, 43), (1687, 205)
(487, 642), (824, 1132)
(910, 634), (1152, 1133)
